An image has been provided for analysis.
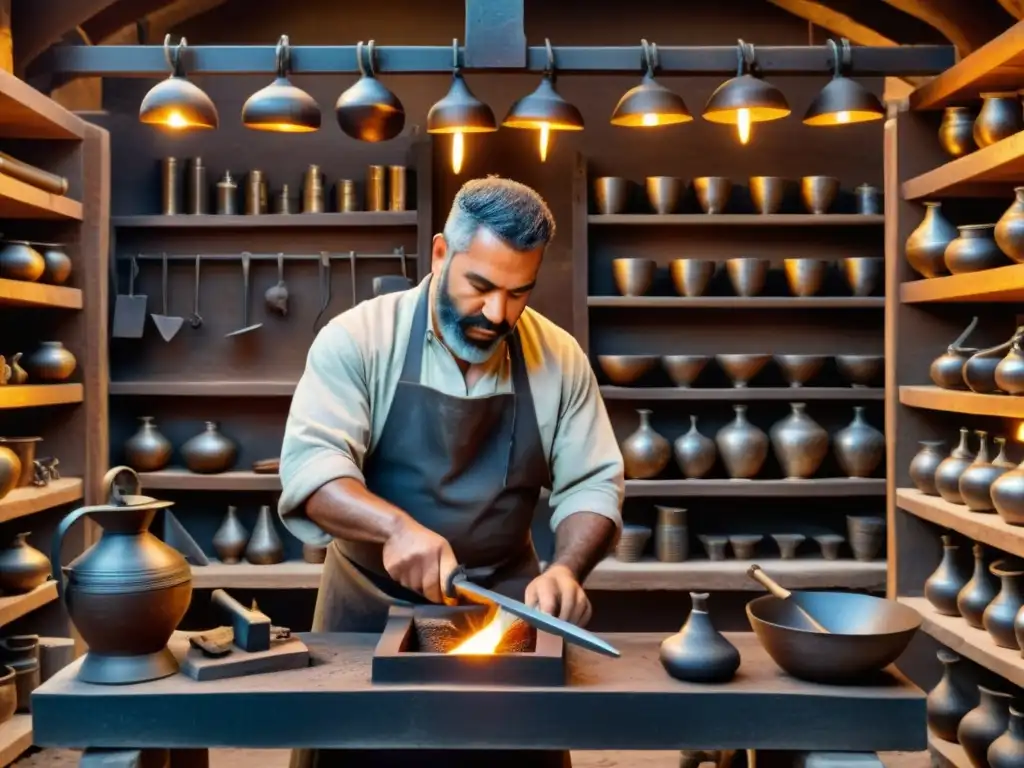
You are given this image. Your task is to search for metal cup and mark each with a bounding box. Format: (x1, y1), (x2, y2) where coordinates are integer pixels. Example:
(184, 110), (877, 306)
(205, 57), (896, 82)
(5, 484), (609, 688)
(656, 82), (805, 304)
(303, 164), (324, 213)
(855, 183), (881, 215)
(388, 165), (407, 211)
(801, 175), (840, 214)
(366, 165), (386, 212)
(160, 157), (180, 216)
(185, 157), (206, 215)
(245, 170), (264, 215)
(693, 176), (732, 214)
(645, 177), (682, 215)
(749, 176), (788, 215)
(336, 179), (359, 212)
(275, 184), (293, 214)
(593, 177), (629, 215)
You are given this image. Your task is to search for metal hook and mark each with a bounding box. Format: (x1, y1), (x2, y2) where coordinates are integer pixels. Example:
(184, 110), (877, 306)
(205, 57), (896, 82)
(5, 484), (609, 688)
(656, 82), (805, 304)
(397, 246), (407, 279)
(164, 34), (187, 76)
(275, 34), (290, 79)
(452, 38), (460, 72)
(641, 39), (653, 74)
(356, 41), (366, 78)
(840, 38), (853, 72)
(367, 40), (377, 77)
(651, 42), (660, 72)
(544, 38), (555, 75)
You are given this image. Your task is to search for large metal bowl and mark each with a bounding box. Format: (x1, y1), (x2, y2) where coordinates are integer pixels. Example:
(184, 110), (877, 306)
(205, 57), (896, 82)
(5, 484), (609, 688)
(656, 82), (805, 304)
(746, 592), (921, 683)
(597, 355), (659, 385)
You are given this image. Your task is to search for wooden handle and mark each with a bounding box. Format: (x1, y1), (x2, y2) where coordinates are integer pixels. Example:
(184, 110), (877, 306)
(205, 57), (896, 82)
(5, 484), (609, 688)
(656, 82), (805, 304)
(747, 565), (792, 600)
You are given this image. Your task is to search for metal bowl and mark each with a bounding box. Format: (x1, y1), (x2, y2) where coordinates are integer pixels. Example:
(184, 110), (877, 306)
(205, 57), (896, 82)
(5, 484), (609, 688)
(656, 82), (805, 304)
(661, 355), (710, 387)
(801, 176), (840, 215)
(593, 177), (630, 215)
(746, 592), (921, 684)
(749, 176), (790, 215)
(835, 354), (884, 387)
(646, 177), (682, 215)
(716, 353), (772, 388)
(783, 258), (827, 298)
(842, 257), (883, 297)
(774, 354), (827, 387)
(725, 258), (769, 297)
(612, 258), (656, 296)
(669, 259), (715, 297)
(693, 176), (732, 214)
(597, 355), (659, 386)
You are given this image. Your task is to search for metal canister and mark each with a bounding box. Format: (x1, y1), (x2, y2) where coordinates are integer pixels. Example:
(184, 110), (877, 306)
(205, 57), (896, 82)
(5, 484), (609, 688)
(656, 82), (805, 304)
(303, 164), (324, 213)
(160, 157), (180, 215)
(260, 179), (269, 213)
(366, 165), (386, 212)
(387, 165), (407, 212)
(245, 170), (264, 215)
(336, 179), (359, 212)
(275, 184), (293, 214)
(185, 157), (207, 215)
(855, 183), (882, 215)
(216, 171), (238, 215)
(655, 505), (688, 563)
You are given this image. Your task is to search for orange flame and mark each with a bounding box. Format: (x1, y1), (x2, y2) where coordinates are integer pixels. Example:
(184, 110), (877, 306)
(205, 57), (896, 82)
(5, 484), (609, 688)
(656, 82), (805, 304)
(448, 609), (519, 655)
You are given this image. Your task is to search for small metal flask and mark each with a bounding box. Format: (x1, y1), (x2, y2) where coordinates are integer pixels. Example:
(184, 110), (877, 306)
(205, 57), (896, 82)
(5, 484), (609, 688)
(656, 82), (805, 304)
(303, 164), (324, 213)
(160, 157), (180, 215)
(216, 171), (239, 215)
(336, 179), (359, 212)
(185, 157), (208, 215)
(274, 184), (293, 214)
(366, 165), (386, 212)
(387, 165), (407, 212)
(855, 183), (882, 215)
(245, 170), (264, 215)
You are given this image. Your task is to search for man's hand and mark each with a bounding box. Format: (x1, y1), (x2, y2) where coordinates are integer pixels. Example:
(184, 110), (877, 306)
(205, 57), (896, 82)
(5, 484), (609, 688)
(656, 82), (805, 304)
(382, 517), (458, 604)
(525, 564), (592, 626)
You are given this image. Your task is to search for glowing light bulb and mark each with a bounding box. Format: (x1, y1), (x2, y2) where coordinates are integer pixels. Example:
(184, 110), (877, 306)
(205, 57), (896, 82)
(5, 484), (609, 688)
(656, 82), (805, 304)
(736, 108), (751, 145)
(451, 131), (465, 175)
(641, 113), (658, 127)
(167, 111), (188, 129)
(538, 122), (551, 162)
(1016, 421), (1024, 442)
(836, 110), (851, 124)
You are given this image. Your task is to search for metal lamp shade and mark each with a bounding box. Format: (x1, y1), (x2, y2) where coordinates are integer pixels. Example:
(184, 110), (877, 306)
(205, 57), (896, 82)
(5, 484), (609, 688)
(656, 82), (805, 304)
(242, 77), (321, 133)
(702, 74), (790, 125)
(139, 76), (219, 130)
(335, 75), (406, 142)
(611, 73), (692, 127)
(427, 74), (497, 134)
(502, 76), (584, 131)
(803, 76), (884, 126)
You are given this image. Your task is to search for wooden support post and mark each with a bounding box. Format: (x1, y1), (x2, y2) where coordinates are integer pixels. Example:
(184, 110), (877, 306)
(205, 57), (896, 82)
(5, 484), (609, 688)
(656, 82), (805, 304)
(0, 0), (12, 74)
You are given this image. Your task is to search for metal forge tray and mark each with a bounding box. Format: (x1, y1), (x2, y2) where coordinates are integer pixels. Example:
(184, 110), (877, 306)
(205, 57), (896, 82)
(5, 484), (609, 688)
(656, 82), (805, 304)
(371, 604), (566, 686)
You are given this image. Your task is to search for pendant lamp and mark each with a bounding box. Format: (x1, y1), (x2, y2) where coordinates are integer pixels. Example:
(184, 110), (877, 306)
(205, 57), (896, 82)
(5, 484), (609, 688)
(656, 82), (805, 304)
(335, 40), (405, 142)
(804, 39), (885, 126)
(242, 35), (321, 133)
(611, 40), (691, 127)
(139, 35), (219, 130)
(428, 39), (497, 174)
(502, 39), (584, 162)
(702, 40), (790, 145)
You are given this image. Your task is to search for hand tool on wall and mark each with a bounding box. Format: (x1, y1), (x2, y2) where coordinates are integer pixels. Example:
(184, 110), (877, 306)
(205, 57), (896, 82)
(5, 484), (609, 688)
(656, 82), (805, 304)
(264, 252), (289, 316)
(150, 253), (184, 342)
(112, 255), (148, 339)
(189, 254), (203, 329)
(225, 252), (263, 337)
(312, 250), (332, 334)
(372, 247), (414, 297)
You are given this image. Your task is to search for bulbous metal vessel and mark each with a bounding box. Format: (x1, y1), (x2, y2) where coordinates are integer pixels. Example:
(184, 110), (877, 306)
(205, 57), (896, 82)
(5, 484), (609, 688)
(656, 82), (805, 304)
(769, 403), (829, 479)
(621, 409), (670, 480)
(715, 405), (768, 479)
(905, 202), (957, 278)
(927, 649), (978, 742)
(659, 592), (740, 683)
(909, 440), (945, 496)
(996, 187), (1024, 263)
(959, 686), (1014, 768)
(123, 416), (172, 472)
(936, 428), (976, 505)
(939, 107), (977, 158)
(673, 415), (716, 479)
(181, 421), (237, 474)
(960, 432), (1012, 512)
(958, 543), (998, 629)
(834, 406), (884, 479)
(925, 534), (969, 616)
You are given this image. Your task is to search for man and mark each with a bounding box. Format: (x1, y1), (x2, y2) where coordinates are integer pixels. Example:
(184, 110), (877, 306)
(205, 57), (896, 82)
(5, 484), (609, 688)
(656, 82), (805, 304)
(279, 176), (624, 768)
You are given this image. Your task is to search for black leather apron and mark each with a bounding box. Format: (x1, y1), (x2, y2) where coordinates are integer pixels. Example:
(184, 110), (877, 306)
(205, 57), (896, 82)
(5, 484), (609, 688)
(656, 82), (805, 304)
(294, 279), (567, 768)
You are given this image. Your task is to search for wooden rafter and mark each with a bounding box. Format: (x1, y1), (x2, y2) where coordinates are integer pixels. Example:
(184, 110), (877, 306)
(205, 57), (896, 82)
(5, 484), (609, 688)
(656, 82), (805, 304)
(100, 0), (228, 44)
(879, 0), (1012, 55)
(998, 0), (1024, 20)
(81, 0), (176, 44)
(12, 0), (118, 72)
(766, 0), (899, 47)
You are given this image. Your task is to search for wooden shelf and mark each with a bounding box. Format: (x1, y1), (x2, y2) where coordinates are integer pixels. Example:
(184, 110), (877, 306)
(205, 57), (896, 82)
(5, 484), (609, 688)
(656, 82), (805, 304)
(0, 384), (83, 409)
(901, 596), (1024, 688)
(929, 731), (969, 768)
(0, 714), (33, 768)
(897, 488), (1024, 559)
(139, 469), (280, 491)
(587, 214), (884, 226)
(625, 478), (886, 497)
(902, 130), (1024, 200)
(600, 386), (885, 401)
(0, 68), (86, 140)
(588, 297), (884, 309)
(190, 556), (885, 591)
(0, 175), (82, 220)
(909, 23), (1024, 111)
(0, 279), (82, 310)
(0, 581), (57, 628)
(899, 386), (1024, 418)
(0, 478), (82, 524)
(110, 380), (298, 396)
(901, 264), (1024, 303)
(111, 212), (417, 228)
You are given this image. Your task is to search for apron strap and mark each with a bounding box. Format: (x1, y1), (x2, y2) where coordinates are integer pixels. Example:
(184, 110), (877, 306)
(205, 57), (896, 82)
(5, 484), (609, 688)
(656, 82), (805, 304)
(398, 276), (432, 384)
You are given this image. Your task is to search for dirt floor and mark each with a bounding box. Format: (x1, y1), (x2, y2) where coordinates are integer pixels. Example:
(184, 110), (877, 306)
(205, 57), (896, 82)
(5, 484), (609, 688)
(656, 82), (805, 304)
(10, 749), (932, 767)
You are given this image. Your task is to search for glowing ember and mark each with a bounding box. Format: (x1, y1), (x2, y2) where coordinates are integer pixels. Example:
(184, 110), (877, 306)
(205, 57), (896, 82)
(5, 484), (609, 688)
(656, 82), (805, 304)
(448, 609), (520, 655)
(1016, 422), (1024, 442)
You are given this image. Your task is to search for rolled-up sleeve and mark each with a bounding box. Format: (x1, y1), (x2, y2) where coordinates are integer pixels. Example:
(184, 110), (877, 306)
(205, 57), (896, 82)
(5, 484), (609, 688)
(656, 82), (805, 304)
(547, 342), (625, 532)
(277, 322), (371, 545)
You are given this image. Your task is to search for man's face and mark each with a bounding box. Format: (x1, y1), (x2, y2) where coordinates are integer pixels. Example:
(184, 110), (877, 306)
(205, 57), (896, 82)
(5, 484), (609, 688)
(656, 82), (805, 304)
(430, 228), (543, 364)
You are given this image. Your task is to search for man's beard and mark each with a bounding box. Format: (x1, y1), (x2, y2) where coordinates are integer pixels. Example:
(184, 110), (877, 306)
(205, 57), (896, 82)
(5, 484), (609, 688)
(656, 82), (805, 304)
(434, 262), (512, 365)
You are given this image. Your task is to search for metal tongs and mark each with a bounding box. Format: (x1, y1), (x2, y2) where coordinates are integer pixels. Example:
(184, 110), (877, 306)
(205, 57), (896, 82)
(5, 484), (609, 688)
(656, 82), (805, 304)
(312, 250), (332, 334)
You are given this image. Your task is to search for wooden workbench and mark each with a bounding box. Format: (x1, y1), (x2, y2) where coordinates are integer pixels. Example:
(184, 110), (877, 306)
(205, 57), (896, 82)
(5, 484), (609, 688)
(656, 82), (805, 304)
(31, 632), (925, 762)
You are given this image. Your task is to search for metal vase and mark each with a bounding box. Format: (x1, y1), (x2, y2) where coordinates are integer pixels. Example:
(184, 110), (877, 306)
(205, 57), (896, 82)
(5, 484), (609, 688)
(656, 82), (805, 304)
(769, 403), (829, 479)
(834, 406), (884, 479)
(974, 92), (1024, 148)
(945, 225), (1007, 275)
(245, 505), (285, 565)
(725, 257), (768, 297)
(655, 506), (688, 562)
(939, 107), (977, 158)
(669, 259), (714, 297)
(212, 506), (249, 564)
(621, 409), (670, 480)
(996, 187), (1024, 263)
(715, 405), (768, 479)
(645, 176), (681, 214)
(673, 416), (716, 479)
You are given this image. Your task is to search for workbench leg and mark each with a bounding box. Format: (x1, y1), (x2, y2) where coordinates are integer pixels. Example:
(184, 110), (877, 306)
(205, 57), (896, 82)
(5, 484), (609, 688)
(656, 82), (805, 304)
(80, 748), (170, 768)
(168, 748), (210, 768)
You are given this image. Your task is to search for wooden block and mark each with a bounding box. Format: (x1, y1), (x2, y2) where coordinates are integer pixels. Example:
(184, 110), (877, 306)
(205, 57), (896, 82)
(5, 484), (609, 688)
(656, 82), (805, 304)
(179, 636), (309, 681)
(38, 636), (75, 682)
(79, 748), (169, 768)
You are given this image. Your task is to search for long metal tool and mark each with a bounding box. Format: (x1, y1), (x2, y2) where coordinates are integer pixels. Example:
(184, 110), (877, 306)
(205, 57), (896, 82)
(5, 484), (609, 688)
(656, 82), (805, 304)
(111, 255), (148, 338)
(225, 251), (263, 337)
(444, 565), (620, 658)
(149, 253), (184, 342)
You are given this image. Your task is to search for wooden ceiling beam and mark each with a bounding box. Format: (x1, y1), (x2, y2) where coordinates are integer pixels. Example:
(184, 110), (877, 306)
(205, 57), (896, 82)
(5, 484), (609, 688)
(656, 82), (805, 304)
(81, 0), (175, 44)
(11, 0), (119, 73)
(879, 0), (1012, 55)
(997, 0), (1024, 20)
(99, 0), (227, 45)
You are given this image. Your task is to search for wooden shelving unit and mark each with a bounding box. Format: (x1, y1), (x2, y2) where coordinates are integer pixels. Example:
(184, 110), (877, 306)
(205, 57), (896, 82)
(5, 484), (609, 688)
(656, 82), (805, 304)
(588, 296), (884, 309)
(0, 478), (83, 524)
(625, 478), (885, 497)
(587, 214), (884, 226)
(0, 279), (82, 310)
(139, 469), (281, 492)
(901, 264), (1024, 303)
(928, 731), (969, 768)
(110, 380), (298, 397)
(899, 386), (1024, 417)
(112, 211), (418, 228)
(896, 488), (1024, 560)
(902, 131), (1024, 199)
(0, 583), (58, 628)
(600, 387), (885, 401)
(0, 716), (33, 768)
(0, 385), (83, 409)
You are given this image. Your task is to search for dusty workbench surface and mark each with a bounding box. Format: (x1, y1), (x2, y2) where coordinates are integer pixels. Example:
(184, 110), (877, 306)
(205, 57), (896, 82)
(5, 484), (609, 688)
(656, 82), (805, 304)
(32, 632), (925, 752)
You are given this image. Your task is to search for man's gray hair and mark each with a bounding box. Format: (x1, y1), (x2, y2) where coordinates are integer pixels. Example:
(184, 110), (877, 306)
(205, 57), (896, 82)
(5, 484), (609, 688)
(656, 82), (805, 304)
(442, 176), (556, 256)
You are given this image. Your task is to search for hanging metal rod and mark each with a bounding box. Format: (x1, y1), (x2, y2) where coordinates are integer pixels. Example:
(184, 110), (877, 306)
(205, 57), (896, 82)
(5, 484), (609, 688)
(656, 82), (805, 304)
(120, 251), (413, 262)
(38, 44), (953, 78)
